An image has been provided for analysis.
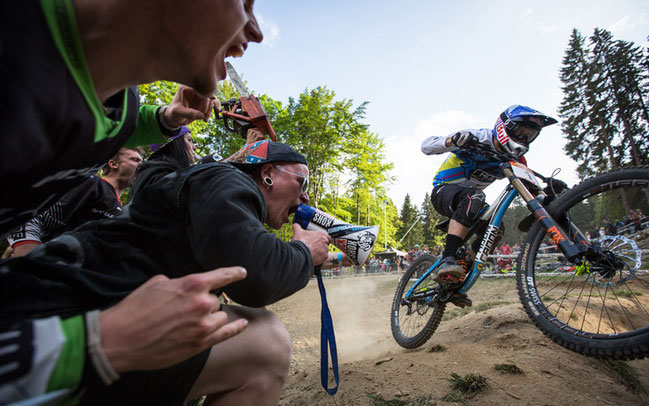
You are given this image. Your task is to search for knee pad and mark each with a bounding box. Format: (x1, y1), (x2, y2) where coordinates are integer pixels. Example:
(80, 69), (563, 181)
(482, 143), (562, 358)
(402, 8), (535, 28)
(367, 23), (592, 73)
(452, 189), (487, 227)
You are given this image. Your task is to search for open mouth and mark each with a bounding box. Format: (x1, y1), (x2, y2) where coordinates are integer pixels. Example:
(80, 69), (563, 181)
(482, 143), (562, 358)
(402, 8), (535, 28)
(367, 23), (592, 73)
(226, 43), (246, 58)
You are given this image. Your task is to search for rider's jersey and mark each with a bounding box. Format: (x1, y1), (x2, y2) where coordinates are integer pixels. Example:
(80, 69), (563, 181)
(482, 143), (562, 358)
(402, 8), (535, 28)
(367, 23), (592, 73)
(421, 128), (526, 190)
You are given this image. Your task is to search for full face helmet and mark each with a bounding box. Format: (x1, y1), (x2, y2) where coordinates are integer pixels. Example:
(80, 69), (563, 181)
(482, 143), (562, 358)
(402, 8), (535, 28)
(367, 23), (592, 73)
(493, 105), (558, 158)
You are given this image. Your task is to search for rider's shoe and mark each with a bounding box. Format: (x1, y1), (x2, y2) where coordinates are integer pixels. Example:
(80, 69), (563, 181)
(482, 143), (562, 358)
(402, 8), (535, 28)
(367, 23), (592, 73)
(432, 256), (465, 284)
(450, 292), (473, 308)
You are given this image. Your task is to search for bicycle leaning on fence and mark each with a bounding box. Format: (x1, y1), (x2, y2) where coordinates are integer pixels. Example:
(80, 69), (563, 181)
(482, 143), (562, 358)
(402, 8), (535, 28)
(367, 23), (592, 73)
(390, 142), (649, 360)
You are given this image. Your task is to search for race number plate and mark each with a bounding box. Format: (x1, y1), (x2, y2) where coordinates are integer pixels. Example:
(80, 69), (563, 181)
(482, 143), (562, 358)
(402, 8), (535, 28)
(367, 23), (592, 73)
(510, 161), (542, 188)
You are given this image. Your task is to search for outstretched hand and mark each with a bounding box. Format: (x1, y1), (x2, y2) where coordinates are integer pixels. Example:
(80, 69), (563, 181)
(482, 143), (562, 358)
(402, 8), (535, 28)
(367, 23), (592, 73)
(292, 223), (332, 266)
(99, 267), (248, 373)
(163, 85), (217, 127)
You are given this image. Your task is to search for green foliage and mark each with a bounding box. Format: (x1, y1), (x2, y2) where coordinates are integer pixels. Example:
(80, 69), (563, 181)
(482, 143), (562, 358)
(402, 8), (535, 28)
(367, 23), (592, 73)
(445, 372), (489, 399)
(421, 192), (444, 248)
(397, 194), (423, 250)
(427, 344), (446, 353)
(601, 360), (646, 394)
(494, 363), (524, 375)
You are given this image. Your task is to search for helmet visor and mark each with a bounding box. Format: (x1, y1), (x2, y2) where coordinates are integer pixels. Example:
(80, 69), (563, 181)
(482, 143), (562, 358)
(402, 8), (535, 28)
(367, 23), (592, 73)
(510, 122), (540, 144)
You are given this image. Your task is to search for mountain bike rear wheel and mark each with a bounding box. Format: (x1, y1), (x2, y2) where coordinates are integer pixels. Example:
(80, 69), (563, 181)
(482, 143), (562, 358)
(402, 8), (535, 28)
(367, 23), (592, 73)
(391, 255), (446, 349)
(517, 166), (649, 359)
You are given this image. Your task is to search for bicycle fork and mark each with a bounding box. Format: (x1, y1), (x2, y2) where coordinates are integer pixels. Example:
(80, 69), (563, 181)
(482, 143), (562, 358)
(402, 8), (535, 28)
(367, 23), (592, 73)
(502, 166), (589, 264)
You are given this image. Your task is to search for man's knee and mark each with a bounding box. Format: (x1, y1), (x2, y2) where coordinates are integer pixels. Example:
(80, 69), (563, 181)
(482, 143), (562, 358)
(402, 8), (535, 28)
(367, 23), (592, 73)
(257, 311), (292, 372)
(224, 307), (291, 375)
(452, 189), (487, 226)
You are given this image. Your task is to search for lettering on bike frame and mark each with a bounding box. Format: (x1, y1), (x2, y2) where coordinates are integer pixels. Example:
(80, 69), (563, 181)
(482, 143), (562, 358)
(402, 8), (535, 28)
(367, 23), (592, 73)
(459, 188), (518, 294)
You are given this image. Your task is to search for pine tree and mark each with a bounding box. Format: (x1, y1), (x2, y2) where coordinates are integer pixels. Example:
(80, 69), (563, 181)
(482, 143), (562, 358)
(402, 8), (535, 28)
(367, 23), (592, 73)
(420, 192), (443, 248)
(397, 194), (423, 250)
(590, 29), (649, 168)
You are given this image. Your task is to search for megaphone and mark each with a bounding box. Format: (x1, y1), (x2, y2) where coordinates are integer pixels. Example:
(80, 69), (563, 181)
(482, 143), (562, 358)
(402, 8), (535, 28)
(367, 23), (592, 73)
(293, 204), (379, 267)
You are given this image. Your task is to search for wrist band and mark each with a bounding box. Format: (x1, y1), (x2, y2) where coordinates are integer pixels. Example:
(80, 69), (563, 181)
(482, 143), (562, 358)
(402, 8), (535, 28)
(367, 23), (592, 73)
(336, 252), (343, 267)
(86, 310), (120, 385)
(158, 106), (181, 131)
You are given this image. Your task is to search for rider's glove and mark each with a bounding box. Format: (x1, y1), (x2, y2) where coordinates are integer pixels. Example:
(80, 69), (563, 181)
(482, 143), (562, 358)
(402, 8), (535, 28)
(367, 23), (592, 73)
(544, 178), (568, 196)
(450, 131), (478, 148)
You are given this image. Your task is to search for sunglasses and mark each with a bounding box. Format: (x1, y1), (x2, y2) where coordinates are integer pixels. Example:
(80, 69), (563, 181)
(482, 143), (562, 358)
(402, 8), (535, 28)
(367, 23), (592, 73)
(275, 165), (309, 194)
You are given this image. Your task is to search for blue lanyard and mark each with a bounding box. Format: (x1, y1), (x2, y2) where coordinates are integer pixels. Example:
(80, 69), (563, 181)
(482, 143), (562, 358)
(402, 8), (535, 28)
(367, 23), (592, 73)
(314, 266), (339, 395)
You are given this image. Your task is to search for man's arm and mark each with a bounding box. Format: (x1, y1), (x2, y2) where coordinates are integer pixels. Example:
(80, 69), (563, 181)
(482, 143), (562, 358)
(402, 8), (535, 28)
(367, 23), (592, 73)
(185, 170), (314, 307)
(124, 86), (216, 148)
(7, 176), (105, 257)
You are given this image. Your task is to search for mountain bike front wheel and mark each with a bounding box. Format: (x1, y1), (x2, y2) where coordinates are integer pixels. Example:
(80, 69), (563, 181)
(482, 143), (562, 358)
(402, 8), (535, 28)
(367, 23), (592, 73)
(517, 166), (649, 360)
(391, 255), (446, 349)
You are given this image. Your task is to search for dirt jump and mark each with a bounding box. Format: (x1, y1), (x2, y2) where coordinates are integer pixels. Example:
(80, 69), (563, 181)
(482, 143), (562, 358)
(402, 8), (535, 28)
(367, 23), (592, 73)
(271, 273), (649, 405)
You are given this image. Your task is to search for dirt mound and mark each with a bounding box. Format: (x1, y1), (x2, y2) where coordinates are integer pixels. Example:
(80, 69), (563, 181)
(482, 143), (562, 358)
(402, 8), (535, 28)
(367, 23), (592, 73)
(270, 274), (649, 405)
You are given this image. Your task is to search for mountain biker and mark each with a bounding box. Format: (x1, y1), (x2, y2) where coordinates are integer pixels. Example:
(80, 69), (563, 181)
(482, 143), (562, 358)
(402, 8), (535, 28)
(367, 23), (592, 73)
(421, 105), (557, 306)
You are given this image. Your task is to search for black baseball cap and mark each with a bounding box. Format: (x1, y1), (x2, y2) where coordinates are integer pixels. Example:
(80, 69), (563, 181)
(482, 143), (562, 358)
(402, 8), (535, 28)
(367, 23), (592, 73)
(222, 140), (307, 167)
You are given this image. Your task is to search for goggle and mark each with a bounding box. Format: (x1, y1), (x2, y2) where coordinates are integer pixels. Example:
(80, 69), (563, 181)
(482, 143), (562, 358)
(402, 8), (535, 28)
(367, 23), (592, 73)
(275, 165), (309, 194)
(509, 121), (541, 144)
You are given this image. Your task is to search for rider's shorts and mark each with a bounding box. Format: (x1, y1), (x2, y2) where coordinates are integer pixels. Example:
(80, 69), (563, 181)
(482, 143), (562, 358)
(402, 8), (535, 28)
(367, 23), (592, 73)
(431, 184), (488, 227)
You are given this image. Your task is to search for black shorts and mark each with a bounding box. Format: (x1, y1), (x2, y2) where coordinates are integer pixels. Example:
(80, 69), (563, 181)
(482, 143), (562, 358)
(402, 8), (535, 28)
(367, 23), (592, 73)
(79, 348), (210, 406)
(431, 184), (470, 219)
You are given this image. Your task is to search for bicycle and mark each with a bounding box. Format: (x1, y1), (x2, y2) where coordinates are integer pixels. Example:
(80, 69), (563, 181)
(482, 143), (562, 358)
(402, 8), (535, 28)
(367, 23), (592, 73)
(390, 142), (649, 360)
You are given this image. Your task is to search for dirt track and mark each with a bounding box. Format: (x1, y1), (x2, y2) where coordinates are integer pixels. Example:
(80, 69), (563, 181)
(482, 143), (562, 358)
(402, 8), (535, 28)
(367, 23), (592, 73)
(269, 273), (649, 405)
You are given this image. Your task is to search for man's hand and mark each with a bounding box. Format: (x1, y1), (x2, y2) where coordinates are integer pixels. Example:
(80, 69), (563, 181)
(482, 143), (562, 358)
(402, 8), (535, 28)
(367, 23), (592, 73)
(291, 223), (332, 266)
(246, 128), (266, 145)
(450, 131), (477, 148)
(163, 85), (217, 127)
(99, 267), (248, 373)
(10, 242), (40, 257)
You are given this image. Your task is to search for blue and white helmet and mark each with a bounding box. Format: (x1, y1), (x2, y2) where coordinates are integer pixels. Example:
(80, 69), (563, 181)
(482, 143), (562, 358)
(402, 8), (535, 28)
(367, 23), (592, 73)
(493, 105), (558, 158)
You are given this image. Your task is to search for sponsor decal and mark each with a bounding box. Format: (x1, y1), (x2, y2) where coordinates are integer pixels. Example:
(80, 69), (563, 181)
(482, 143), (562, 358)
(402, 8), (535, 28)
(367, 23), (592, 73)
(357, 231), (376, 252)
(521, 244), (529, 265)
(472, 168), (499, 183)
(526, 276), (541, 305)
(344, 238), (359, 260)
(547, 226), (566, 244)
(495, 118), (509, 145)
(311, 211), (335, 229)
(477, 224), (500, 263)
(477, 263), (485, 271)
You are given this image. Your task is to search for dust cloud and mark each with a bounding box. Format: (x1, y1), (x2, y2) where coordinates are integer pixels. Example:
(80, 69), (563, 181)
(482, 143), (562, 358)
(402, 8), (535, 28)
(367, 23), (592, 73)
(324, 276), (399, 363)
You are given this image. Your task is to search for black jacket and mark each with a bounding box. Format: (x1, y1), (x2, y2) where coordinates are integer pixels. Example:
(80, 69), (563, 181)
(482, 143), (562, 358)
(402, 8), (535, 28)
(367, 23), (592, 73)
(0, 163), (313, 321)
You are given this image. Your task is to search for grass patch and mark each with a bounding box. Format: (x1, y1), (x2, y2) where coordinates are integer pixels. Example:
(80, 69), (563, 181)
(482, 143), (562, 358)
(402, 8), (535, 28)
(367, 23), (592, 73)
(365, 392), (435, 406)
(602, 360), (646, 394)
(444, 372), (489, 400)
(427, 344), (446, 353)
(443, 300), (514, 320)
(613, 290), (643, 298)
(494, 363), (524, 375)
(441, 391), (468, 403)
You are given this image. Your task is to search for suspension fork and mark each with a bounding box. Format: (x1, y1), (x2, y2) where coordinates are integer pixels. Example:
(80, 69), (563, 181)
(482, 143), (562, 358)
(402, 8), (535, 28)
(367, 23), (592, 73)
(502, 166), (588, 263)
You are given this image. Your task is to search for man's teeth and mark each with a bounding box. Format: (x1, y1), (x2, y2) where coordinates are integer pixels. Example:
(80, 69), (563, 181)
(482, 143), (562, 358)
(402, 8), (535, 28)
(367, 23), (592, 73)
(229, 44), (244, 58)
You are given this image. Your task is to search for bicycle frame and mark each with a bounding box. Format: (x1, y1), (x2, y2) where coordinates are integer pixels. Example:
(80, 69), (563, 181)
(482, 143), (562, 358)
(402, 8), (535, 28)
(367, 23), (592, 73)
(405, 161), (591, 302)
